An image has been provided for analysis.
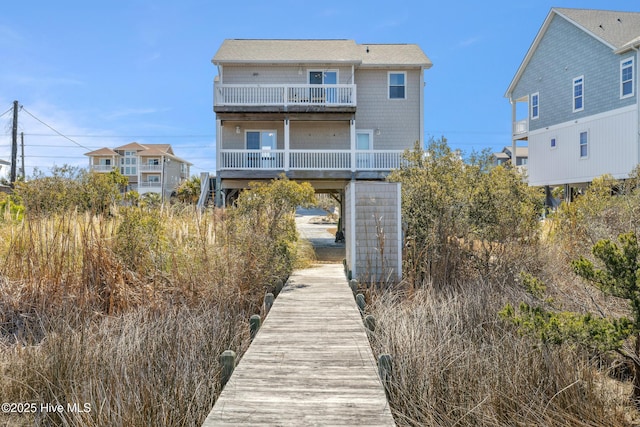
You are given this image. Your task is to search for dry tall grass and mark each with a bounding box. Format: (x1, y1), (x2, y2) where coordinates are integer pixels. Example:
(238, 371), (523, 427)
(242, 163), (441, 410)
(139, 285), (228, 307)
(367, 283), (634, 426)
(0, 204), (298, 426)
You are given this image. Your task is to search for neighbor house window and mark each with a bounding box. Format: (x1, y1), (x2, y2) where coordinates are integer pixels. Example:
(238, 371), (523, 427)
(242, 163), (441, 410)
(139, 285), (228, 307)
(388, 72), (406, 99)
(573, 76), (584, 112)
(621, 57), (634, 98)
(120, 151), (137, 175)
(531, 93), (539, 119)
(579, 131), (588, 158)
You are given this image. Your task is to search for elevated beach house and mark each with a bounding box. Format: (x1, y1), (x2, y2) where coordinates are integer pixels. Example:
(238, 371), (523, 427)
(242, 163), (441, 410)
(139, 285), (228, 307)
(211, 39), (431, 282)
(211, 39), (432, 206)
(85, 143), (191, 199)
(505, 8), (640, 197)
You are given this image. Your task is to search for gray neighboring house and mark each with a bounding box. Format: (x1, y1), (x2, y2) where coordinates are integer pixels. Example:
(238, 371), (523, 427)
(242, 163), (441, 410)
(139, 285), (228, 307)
(505, 8), (640, 195)
(211, 39), (432, 206)
(493, 146), (528, 175)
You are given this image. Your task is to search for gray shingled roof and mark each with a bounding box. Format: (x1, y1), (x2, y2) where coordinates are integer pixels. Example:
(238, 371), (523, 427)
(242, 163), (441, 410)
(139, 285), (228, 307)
(554, 8), (640, 51)
(359, 44), (432, 68)
(506, 8), (640, 97)
(212, 39), (431, 68)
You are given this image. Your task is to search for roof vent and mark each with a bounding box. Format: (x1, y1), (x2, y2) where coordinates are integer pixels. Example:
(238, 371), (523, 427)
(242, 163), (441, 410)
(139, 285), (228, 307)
(366, 46), (369, 53)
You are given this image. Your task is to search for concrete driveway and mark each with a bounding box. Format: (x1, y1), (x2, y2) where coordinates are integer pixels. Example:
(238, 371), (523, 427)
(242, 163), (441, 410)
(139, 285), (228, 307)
(295, 208), (345, 262)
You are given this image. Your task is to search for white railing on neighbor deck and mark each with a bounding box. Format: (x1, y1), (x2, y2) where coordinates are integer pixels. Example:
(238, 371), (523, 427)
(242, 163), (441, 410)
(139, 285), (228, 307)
(139, 181), (162, 188)
(214, 84), (357, 107)
(90, 165), (115, 172)
(219, 149), (404, 171)
(139, 164), (163, 172)
(513, 119), (528, 136)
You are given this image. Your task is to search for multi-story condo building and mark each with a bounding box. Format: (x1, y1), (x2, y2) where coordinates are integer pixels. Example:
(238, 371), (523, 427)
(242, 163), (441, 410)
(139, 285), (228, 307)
(506, 8), (640, 196)
(85, 142), (191, 198)
(211, 39), (432, 206)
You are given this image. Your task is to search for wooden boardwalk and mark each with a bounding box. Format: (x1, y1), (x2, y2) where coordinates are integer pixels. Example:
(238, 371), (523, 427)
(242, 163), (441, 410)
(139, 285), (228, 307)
(202, 264), (395, 426)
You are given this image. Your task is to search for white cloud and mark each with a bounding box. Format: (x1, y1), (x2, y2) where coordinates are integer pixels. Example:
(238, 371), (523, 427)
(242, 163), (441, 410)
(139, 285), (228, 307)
(457, 36), (481, 48)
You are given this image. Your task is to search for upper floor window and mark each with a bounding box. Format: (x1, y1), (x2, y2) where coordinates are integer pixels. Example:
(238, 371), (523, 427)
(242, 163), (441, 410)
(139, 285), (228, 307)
(308, 70), (337, 85)
(388, 72), (406, 99)
(579, 131), (588, 158)
(621, 57), (634, 98)
(531, 93), (539, 119)
(120, 151), (137, 175)
(573, 76), (584, 112)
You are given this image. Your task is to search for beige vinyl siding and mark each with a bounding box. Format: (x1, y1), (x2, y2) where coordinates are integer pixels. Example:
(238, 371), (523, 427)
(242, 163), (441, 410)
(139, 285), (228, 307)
(355, 69), (421, 150)
(222, 65), (355, 84)
(290, 121), (350, 150)
(345, 181), (402, 283)
(220, 121), (285, 150)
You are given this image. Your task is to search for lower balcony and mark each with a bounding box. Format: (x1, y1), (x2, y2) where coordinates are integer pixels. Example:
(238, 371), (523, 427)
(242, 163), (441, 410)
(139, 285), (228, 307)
(219, 149), (404, 171)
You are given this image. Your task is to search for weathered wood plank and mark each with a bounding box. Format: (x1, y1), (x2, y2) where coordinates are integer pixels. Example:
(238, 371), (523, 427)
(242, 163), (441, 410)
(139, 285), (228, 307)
(202, 264), (395, 426)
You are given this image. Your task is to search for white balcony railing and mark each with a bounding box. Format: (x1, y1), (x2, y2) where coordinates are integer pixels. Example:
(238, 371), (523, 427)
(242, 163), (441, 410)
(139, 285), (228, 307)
(139, 164), (163, 172)
(220, 150), (285, 169)
(139, 181), (162, 188)
(219, 149), (404, 171)
(214, 84), (356, 107)
(289, 150), (351, 170)
(90, 165), (115, 172)
(513, 119), (528, 136)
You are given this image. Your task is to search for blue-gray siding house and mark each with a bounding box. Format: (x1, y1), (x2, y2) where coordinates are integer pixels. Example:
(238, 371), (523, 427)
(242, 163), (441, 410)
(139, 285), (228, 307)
(505, 8), (640, 190)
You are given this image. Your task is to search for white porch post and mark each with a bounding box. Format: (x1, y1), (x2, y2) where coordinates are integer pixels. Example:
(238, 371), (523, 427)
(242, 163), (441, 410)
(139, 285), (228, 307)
(216, 119), (222, 171)
(284, 118), (290, 171)
(350, 180), (357, 278)
(420, 68), (425, 147)
(350, 118), (356, 172)
(510, 98), (517, 168)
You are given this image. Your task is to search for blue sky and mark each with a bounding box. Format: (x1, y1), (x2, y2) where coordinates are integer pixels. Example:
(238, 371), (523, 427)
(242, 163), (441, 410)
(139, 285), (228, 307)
(1, 1), (639, 177)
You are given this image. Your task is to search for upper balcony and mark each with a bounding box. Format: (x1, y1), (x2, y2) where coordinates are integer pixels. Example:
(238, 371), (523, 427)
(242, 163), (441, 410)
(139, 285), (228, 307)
(90, 165), (115, 172)
(513, 119), (528, 141)
(214, 83), (357, 113)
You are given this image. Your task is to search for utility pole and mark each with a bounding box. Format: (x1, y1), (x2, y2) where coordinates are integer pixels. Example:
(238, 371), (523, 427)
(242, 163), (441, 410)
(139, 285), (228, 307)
(10, 100), (18, 184)
(20, 132), (25, 180)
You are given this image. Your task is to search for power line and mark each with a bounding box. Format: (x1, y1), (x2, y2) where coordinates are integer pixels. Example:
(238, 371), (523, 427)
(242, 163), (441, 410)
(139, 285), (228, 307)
(19, 108), (94, 151)
(0, 105), (14, 119)
(20, 132), (215, 139)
